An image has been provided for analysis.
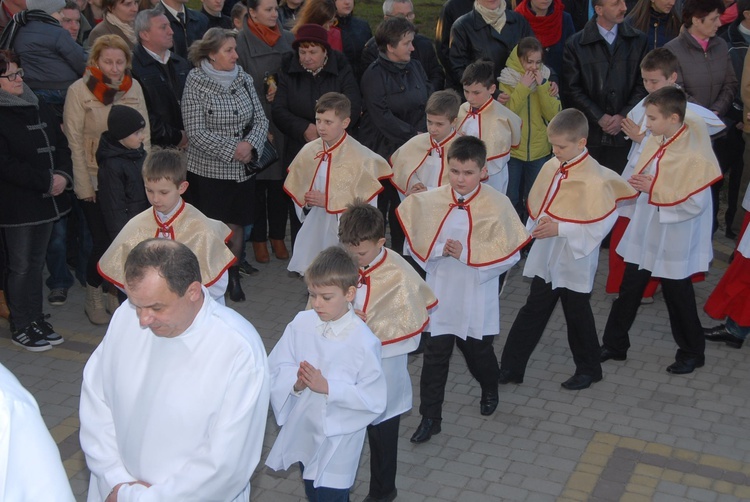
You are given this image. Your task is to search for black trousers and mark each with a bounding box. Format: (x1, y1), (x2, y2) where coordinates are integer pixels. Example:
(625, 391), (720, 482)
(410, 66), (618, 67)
(250, 179), (288, 242)
(714, 126), (745, 230)
(80, 197), (111, 288)
(366, 414), (400, 498)
(419, 333), (498, 419)
(587, 145), (630, 175)
(602, 263), (705, 361)
(377, 182), (404, 253)
(500, 276), (602, 379)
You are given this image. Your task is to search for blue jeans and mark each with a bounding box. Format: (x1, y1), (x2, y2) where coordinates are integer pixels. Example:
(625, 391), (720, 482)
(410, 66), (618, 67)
(299, 463), (350, 502)
(45, 215), (75, 291)
(2, 223), (54, 329)
(507, 155), (550, 222)
(726, 318), (750, 339)
(33, 88), (66, 121)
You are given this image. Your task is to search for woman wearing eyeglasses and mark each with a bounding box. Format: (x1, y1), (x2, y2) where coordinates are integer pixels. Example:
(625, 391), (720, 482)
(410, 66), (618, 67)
(0, 50), (74, 352)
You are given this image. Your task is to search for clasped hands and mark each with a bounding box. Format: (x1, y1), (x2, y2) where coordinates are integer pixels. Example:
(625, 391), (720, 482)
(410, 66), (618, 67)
(293, 360), (328, 395)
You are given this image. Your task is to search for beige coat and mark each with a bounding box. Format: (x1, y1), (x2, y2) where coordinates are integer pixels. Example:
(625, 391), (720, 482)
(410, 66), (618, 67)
(63, 77), (150, 200)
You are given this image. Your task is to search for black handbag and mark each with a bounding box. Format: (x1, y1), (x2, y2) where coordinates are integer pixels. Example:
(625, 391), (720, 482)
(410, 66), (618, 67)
(244, 138), (279, 176)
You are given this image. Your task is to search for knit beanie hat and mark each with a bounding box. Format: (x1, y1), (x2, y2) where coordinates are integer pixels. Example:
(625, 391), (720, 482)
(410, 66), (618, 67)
(27, 0), (66, 15)
(107, 105), (146, 140)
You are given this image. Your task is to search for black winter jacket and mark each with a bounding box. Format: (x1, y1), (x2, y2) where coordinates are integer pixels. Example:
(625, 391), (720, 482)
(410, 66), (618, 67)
(0, 86), (72, 227)
(361, 33), (445, 91)
(448, 9), (533, 89)
(358, 56), (430, 159)
(95, 131), (148, 239)
(272, 50), (361, 167)
(336, 14), (372, 78)
(561, 19), (648, 148)
(721, 20), (749, 125)
(131, 44), (190, 147)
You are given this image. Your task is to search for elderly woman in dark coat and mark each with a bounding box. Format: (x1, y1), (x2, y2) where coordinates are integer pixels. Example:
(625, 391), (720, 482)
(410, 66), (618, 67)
(271, 23), (361, 245)
(0, 50), (73, 352)
(236, 0), (294, 264)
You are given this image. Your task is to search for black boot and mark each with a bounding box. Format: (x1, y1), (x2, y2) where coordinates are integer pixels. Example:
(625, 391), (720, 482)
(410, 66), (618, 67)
(227, 266), (245, 302)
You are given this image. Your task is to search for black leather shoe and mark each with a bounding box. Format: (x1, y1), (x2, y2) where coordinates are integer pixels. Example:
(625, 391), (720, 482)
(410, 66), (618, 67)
(498, 368), (524, 384)
(600, 346), (627, 362)
(410, 418), (441, 444)
(363, 489), (397, 502)
(480, 388), (499, 415)
(227, 266), (246, 302)
(703, 324), (743, 348)
(666, 358), (705, 375)
(561, 374), (601, 390)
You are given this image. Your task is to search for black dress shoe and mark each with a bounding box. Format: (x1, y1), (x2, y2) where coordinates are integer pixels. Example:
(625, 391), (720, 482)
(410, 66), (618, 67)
(703, 324), (743, 348)
(363, 489), (397, 502)
(480, 388), (499, 415)
(410, 418), (441, 444)
(561, 374), (601, 390)
(498, 368), (524, 384)
(666, 358), (705, 375)
(600, 346), (627, 362)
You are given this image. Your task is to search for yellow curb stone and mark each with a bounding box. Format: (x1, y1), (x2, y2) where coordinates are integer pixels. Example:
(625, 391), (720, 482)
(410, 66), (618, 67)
(735, 485), (750, 498)
(620, 492), (652, 502)
(559, 490), (588, 501)
(618, 437), (647, 452)
(712, 480), (734, 494)
(578, 462), (605, 475)
(643, 443), (672, 457)
(587, 442), (615, 456)
(661, 469), (683, 483)
(579, 452), (610, 466)
(625, 482), (654, 496)
(629, 474), (659, 488)
(566, 472), (598, 492)
(699, 454), (742, 472)
(673, 449), (700, 462)
(596, 432), (619, 445)
(50, 424), (78, 443)
(633, 464), (663, 478)
(682, 474), (712, 489)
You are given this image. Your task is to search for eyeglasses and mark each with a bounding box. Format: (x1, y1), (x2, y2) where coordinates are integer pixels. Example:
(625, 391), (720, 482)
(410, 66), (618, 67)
(0, 68), (24, 81)
(386, 12), (416, 20)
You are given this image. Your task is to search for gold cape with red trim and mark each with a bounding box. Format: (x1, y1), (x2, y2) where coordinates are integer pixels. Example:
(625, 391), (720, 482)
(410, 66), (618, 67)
(390, 131), (457, 194)
(527, 152), (638, 223)
(396, 184), (530, 266)
(97, 201), (236, 288)
(634, 112), (722, 207)
(283, 133), (392, 214)
(456, 99), (522, 160)
(359, 249), (437, 345)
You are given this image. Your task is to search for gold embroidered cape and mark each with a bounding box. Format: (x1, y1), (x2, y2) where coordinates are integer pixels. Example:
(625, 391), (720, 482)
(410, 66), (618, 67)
(456, 98), (522, 160)
(283, 133), (392, 214)
(390, 131), (457, 194)
(359, 249), (437, 345)
(396, 184), (530, 266)
(527, 152), (638, 223)
(97, 200), (236, 288)
(634, 112), (722, 206)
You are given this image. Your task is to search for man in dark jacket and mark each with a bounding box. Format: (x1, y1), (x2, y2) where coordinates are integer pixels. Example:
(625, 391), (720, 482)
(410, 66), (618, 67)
(434, 0), (472, 89)
(131, 7), (190, 148)
(160, 0), (208, 59)
(448, 0), (533, 91)
(720, 0), (750, 236)
(360, 0), (444, 90)
(562, 0), (647, 174)
(201, 0), (231, 29)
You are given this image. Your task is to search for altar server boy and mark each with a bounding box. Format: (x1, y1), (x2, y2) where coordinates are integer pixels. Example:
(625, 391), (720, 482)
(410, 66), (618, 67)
(98, 148), (235, 304)
(601, 87), (722, 375)
(265, 246), (387, 501)
(456, 61), (522, 195)
(284, 93), (392, 276)
(397, 136), (529, 444)
(390, 90), (462, 199)
(498, 109), (637, 391)
(339, 201), (437, 501)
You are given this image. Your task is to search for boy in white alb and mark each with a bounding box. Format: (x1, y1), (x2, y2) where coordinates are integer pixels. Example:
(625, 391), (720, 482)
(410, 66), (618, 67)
(397, 136), (529, 444)
(98, 149), (235, 304)
(339, 201), (437, 501)
(391, 90), (462, 200)
(601, 87), (722, 375)
(456, 61), (522, 195)
(498, 110), (637, 391)
(266, 246), (387, 501)
(607, 48), (725, 296)
(284, 93), (392, 276)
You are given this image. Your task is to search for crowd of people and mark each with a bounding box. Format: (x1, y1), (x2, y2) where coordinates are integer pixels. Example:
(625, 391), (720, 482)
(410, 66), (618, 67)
(1, 0), (750, 499)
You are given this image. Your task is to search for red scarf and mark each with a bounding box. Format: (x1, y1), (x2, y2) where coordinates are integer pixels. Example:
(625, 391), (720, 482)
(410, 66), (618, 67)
(515, 0), (564, 48)
(247, 17), (281, 47)
(83, 66), (133, 105)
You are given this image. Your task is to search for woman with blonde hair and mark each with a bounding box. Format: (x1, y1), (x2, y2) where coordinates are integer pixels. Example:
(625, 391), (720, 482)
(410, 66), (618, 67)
(63, 34), (150, 324)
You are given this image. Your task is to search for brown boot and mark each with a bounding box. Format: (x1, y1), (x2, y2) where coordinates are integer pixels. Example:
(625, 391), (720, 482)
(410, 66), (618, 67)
(270, 238), (289, 260)
(252, 241), (270, 263)
(85, 285), (111, 325)
(0, 290), (9, 320)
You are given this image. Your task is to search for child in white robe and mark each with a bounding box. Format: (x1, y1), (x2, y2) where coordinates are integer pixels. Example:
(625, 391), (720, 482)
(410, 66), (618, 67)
(284, 93), (391, 276)
(266, 247), (386, 501)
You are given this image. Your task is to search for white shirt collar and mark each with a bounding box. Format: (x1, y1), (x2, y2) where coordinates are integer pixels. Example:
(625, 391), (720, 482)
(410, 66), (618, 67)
(453, 184), (479, 201)
(143, 44), (171, 64)
(596, 22), (618, 44)
(362, 248), (385, 270)
(315, 307), (356, 340)
(156, 201), (181, 223)
(561, 148), (588, 168)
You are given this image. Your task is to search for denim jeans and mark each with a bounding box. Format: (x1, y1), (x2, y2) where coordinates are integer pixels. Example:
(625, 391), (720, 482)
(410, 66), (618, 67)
(507, 155), (550, 222)
(45, 215), (75, 291)
(299, 463), (350, 502)
(727, 318), (750, 339)
(33, 88), (66, 122)
(2, 222), (54, 329)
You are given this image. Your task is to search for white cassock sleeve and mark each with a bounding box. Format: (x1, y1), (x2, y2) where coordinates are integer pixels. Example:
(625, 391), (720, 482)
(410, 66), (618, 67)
(268, 324), (304, 426)
(557, 211), (619, 260)
(657, 189), (710, 224)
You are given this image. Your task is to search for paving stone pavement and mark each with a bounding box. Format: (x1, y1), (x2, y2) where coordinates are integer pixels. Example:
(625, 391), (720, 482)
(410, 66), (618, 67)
(1, 234), (749, 501)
